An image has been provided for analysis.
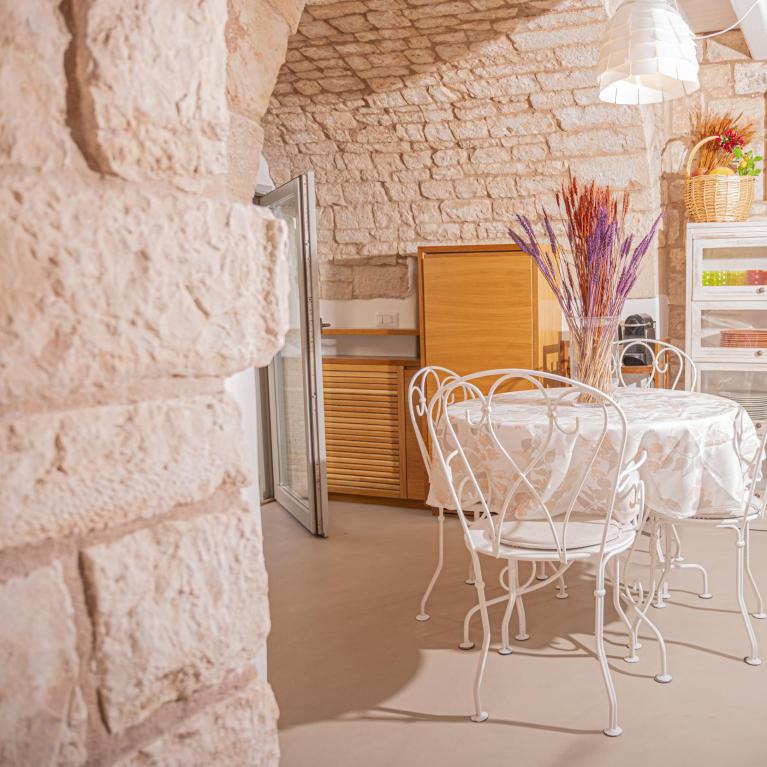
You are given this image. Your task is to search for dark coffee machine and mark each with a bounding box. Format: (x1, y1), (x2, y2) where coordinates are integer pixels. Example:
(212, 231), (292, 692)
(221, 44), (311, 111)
(619, 314), (656, 366)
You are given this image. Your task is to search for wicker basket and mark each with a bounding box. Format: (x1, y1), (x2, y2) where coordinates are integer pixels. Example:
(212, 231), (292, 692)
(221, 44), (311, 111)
(684, 135), (755, 222)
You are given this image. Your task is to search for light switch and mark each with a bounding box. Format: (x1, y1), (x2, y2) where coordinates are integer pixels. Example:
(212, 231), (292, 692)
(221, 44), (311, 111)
(375, 312), (399, 328)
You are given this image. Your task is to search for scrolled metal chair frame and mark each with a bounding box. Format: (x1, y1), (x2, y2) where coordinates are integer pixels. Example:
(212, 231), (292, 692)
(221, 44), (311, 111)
(427, 369), (669, 737)
(613, 338), (710, 608)
(647, 415), (767, 666)
(408, 366), (534, 631)
(612, 338), (698, 392)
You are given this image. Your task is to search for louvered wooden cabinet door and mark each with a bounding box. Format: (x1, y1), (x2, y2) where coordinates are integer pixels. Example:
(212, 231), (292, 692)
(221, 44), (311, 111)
(323, 362), (406, 498)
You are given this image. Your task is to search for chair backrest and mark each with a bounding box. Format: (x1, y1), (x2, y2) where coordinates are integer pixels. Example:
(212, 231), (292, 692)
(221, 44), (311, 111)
(408, 366), (460, 484)
(612, 339), (698, 391)
(427, 369), (645, 562)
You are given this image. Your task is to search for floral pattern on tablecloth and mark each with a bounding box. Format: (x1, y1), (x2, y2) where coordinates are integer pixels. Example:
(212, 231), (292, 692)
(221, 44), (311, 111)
(426, 388), (761, 522)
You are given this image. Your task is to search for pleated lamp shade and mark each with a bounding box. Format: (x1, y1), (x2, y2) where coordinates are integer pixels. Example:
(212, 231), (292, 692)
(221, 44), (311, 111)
(599, 0), (700, 105)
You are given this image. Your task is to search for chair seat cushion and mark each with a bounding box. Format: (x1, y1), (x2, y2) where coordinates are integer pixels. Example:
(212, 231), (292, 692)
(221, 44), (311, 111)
(472, 517), (622, 551)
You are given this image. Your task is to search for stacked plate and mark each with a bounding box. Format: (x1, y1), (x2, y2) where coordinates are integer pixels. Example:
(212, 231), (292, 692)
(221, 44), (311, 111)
(720, 391), (767, 422)
(720, 329), (767, 348)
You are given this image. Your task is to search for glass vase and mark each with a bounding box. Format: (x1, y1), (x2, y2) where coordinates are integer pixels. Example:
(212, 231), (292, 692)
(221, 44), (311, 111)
(569, 316), (621, 399)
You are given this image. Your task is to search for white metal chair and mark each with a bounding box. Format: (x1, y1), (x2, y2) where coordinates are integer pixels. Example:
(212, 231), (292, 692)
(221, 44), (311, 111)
(642, 420), (767, 666)
(428, 369), (668, 736)
(408, 367), (537, 632)
(612, 337), (697, 392)
(612, 338), (709, 607)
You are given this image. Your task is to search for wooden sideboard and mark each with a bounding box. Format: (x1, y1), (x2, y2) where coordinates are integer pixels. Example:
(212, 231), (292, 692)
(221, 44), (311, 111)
(418, 244), (562, 379)
(323, 356), (428, 502)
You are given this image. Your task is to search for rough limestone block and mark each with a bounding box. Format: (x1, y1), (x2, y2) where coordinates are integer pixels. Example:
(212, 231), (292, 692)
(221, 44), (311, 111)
(74, 0), (229, 192)
(734, 62), (767, 95)
(0, 0), (79, 170)
(228, 112), (265, 203)
(0, 393), (249, 551)
(81, 506), (271, 733)
(0, 563), (87, 766)
(227, 0), (291, 123)
(115, 677), (279, 767)
(0, 169), (289, 408)
(704, 30), (750, 62)
(352, 264), (410, 299)
(269, 0), (305, 32)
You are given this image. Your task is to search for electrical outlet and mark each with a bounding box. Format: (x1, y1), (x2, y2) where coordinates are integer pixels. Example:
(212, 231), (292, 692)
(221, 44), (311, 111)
(375, 312), (399, 328)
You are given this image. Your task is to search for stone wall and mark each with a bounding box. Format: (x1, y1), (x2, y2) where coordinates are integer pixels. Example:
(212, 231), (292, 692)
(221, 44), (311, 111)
(262, 0), (662, 301)
(262, 2), (767, 325)
(0, 0), (301, 764)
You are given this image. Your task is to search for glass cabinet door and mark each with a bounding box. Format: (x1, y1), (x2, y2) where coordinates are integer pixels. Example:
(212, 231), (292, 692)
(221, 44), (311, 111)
(699, 366), (767, 431)
(693, 302), (767, 362)
(693, 239), (767, 299)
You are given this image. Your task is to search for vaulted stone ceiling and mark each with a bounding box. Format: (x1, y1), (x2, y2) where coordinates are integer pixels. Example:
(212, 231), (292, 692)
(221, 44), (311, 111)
(263, 0), (659, 300)
(284, 0), (586, 97)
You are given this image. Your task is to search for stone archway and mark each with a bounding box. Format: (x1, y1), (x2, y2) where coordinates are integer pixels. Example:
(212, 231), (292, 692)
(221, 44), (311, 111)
(0, 1), (303, 764)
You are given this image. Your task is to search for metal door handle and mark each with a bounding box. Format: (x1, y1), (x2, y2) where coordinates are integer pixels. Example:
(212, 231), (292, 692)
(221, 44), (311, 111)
(757, 286), (765, 294)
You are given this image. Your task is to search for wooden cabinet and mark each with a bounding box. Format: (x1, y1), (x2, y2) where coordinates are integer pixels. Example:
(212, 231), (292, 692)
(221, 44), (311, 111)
(322, 244), (561, 506)
(418, 244), (562, 378)
(323, 357), (427, 501)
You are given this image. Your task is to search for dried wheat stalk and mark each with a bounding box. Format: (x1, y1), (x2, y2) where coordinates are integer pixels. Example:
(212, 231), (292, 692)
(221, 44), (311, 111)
(689, 108), (756, 171)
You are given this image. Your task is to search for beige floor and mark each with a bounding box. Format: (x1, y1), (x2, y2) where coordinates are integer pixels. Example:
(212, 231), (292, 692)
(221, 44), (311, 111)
(263, 500), (767, 767)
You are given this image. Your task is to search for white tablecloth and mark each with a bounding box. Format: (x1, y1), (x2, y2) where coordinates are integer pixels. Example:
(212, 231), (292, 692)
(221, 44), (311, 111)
(426, 388), (761, 521)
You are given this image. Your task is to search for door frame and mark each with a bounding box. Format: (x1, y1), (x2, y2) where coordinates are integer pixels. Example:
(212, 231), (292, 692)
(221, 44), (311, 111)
(258, 171), (328, 536)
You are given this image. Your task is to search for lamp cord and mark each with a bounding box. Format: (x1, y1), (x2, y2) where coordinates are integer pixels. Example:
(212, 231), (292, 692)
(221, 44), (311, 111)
(671, 0), (763, 40)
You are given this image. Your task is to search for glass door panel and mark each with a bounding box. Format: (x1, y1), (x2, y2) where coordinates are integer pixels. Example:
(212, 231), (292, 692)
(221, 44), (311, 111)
(699, 366), (767, 430)
(259, 172), (327, 535)
(693, 303), (767, 361)
(694, 240), (767, 299)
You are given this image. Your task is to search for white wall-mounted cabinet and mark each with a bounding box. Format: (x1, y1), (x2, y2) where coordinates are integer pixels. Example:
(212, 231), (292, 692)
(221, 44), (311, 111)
(686, 222), (767, 431)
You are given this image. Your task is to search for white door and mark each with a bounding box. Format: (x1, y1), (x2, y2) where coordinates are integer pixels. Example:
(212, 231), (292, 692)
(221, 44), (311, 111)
(258, 172), (328, 535)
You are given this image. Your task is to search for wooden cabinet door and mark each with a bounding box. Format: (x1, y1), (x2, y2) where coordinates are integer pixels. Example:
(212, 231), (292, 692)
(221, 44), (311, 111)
(323, 363), (405, 498)
(420, 248), (534, 376)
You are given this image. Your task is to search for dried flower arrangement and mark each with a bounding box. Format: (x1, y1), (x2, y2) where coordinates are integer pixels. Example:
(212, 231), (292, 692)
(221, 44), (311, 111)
(689, 108), (755, 172)
(509, 175), (662, 395)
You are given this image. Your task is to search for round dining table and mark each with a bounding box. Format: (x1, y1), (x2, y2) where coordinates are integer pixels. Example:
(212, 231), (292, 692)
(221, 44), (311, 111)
(426, 387), (761, 522)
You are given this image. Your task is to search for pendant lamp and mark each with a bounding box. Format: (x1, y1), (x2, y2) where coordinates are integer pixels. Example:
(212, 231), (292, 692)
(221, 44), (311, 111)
(598, 0), (699, 104)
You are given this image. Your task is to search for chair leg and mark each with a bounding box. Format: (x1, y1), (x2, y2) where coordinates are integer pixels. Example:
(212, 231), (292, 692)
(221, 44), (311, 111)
(671, 524), (712, 600)
(515, 593), (529, 641)
(622, 561), (672, 682)
(611, 559), (633, 648)
(675, 561), (712, 599)
(653, 522), (673, 610)
(470, 558), (491, 722)
(744, 524), (766, 619)
(460, 592), (508, 650)
(630, 520), (664, 653)
(735, 527), (762, 666)
(466, 509), (478, 585)
(595, 560), (621, 737)
(416, 508), (445, 621)
(499, 563), (519, 655)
